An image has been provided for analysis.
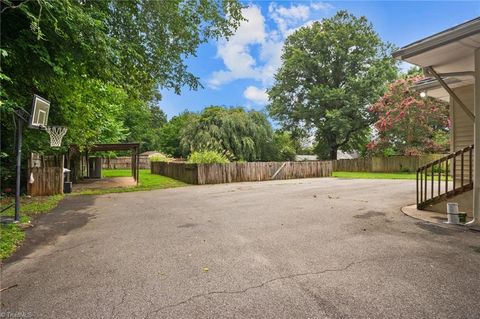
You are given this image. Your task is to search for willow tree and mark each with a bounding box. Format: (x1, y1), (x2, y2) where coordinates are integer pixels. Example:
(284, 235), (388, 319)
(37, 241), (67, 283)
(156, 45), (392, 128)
(180, 107), (275, 161)
(267, 11), (397, 159)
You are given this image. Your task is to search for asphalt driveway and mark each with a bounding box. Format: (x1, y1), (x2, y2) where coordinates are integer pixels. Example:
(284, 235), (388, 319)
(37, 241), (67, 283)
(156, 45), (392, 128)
(1, 178), (480, 318)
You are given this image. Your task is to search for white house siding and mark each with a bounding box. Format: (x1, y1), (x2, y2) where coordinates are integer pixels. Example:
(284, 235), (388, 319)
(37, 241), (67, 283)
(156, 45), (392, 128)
(451, 85), (474, 179)
(427, 85), (474, 216)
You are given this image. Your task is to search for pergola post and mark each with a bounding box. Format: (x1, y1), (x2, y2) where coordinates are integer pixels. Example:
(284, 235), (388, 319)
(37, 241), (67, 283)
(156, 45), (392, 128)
(136, 146), (140, 186)
(470, 48), (480, 226)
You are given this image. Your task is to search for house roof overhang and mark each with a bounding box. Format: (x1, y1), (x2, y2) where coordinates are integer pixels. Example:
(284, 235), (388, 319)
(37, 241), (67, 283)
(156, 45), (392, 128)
(393, 17), (480, 97)
(393, 17), (480, 74)
(412, 77), (462, 101)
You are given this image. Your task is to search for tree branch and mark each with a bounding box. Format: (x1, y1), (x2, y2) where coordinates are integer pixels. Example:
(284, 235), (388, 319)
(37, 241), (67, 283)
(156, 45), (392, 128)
(0, 0), (34, 14)
(335, 127), (358, 149)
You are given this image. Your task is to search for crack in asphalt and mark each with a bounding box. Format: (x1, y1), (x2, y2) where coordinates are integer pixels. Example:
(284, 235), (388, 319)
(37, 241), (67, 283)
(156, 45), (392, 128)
(144, 261), (358, 318)
(44, 239), (98, 257)
(110, 285), (128, 319)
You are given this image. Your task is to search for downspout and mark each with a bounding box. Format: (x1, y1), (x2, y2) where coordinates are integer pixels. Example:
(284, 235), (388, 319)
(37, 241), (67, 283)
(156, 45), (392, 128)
(468, 48), (480, 226)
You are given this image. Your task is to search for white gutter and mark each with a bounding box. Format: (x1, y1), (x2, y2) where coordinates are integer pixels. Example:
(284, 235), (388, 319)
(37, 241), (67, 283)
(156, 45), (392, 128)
(393, 17), (480, 60)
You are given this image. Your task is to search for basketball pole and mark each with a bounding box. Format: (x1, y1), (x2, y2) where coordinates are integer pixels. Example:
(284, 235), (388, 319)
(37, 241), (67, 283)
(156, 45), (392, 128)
(14, 117), (23, 221)
(13, 108), (29, 222)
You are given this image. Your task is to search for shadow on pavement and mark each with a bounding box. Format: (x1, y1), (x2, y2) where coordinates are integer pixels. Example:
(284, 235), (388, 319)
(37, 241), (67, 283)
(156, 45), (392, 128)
(4, 195), (97, 264)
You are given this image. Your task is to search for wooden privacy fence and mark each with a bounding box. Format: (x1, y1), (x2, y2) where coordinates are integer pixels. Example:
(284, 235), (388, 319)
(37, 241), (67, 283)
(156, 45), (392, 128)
(28, 167), (64, 196)
(151, 161), (332, 185)
(102, 156), (150, 169)
(332, 154), (445, 173)
(28, 153), (64, 196)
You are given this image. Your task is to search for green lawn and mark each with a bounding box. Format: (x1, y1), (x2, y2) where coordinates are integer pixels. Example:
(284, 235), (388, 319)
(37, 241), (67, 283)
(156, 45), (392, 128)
(333, 171), (418, 180)
(77, 169), (187, 195)
(1, 194), (64, 259)
(0, 223), (25, 259)
(332, 171), (450, 180)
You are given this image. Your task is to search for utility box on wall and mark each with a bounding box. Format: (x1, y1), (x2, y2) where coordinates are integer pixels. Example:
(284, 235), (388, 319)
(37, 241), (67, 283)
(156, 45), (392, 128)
(88, 157), (102, 179)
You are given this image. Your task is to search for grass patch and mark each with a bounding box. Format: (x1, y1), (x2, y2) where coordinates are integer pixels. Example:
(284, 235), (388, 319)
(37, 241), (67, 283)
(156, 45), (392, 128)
(1, 194), (64, 259)
(0, 223), (25, 259)
(77, 169), (186, 195)
(333, 171), (418, 180)
(1, 194), (64, 218)
(333, 171), (450, 180)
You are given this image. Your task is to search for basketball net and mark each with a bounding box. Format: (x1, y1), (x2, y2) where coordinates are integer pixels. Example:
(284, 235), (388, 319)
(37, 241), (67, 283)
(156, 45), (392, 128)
(45, 126), (67, 147)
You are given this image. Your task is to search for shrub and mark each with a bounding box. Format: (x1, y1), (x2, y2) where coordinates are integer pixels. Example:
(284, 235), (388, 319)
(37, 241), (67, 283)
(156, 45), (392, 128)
(149, 153), (172, 162)
(399, 166), (412, 173)
(187, 151), (230, 164)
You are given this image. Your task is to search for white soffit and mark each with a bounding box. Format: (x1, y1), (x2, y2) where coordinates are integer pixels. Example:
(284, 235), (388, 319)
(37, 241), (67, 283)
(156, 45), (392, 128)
(413, 76), (474, 101)
(405, 35), (480, 73)
(394, 17), (480, 74)
(413, 76), (475, 101)
(395, 17), (480, 98)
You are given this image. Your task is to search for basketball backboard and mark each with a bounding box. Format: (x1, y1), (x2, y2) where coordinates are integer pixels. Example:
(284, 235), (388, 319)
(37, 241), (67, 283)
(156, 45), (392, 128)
(29, 94), (50, 129)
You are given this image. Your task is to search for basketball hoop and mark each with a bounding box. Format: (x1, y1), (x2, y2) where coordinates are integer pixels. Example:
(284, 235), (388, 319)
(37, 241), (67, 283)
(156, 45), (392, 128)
(45, 126), (67, 147)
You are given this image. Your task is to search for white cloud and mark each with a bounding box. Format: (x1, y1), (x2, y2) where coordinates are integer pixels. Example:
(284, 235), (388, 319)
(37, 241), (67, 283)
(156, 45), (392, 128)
(243, 86), (269, 105)
(209, 5), (267, 87)
(208, 2), (333, 90)
(311, 2), (334, 11)
(269, 3), (311, 36)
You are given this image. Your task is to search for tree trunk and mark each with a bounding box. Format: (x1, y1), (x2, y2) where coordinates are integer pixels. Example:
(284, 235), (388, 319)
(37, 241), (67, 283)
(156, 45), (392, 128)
(329, 147), (338, 160)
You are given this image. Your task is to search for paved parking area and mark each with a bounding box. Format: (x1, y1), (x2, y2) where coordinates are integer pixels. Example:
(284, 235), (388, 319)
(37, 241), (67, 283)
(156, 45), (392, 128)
(73, 177), (136, 192)
(1, 178), (480, 318)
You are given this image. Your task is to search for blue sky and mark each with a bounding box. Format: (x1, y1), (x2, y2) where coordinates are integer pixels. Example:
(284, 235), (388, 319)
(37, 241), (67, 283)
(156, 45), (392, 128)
(160, 1), (480, 119)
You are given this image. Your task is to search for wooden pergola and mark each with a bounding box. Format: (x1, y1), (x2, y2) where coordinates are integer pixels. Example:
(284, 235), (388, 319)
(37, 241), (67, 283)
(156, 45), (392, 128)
(68, 143), (141, 184)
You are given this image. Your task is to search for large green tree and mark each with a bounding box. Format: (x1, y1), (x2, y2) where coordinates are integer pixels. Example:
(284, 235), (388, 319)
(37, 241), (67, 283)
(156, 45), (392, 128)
(179, 106), (275, 161)
(267, 11), (397, 159)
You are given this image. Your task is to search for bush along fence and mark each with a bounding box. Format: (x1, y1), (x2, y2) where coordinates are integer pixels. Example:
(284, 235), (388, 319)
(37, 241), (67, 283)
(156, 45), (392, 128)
(332, 154), (445, 173)
(151, 161), (332, 185)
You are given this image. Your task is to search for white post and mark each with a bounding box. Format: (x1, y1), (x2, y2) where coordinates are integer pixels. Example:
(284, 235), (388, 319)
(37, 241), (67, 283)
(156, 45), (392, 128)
(469, 48), (480, 225)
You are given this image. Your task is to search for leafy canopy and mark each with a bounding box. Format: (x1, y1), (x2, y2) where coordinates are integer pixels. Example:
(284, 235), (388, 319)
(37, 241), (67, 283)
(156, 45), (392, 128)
(271, 132), (297, 161)
(0, 0), (243, 188)
(267, 11), (397, 159)
(368, 76), (450, 156)
(0, 0), (243, 147)
(158, 112), (198, 158)
(179, 106), (275, 161)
